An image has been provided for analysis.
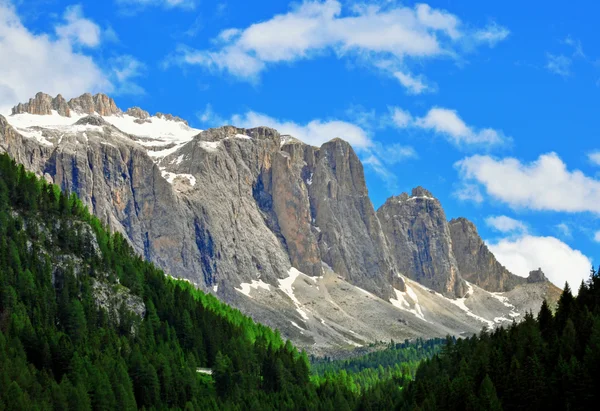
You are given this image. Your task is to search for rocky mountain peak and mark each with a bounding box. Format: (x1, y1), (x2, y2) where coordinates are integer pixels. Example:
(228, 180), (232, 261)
(11, 92), (121, 117)
(411, 186), (435, 198)
(11, 92), (71, 117)
(155, 112), (189, 126)
(378, 188), (465, 297)
(125, 107), (150, 120)
(68, 93), (121, 116)
(448, 217), (526, 292)
(527, 268), (548, 283)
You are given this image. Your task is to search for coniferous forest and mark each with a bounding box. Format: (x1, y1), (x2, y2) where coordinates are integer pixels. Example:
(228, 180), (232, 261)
(2, 150), (600, 410)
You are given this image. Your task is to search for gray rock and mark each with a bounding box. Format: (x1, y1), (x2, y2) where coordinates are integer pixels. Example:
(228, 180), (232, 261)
(449, 217), (526, 292)
(125, 107), (150, 119)
(377, 187), (465, 297)
(11, 92), (71, 117)
(527, 268), (548, 283)
(67, 93), (121, 116)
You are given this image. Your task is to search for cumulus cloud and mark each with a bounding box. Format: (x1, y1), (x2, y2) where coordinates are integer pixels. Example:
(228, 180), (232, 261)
(485, 215), (527, 233)
(0, 2), (111, 113)
(455, 152), (600, 213)
(488, 235), (592, 291)
(390, 106), (509, 146)
(168, 1), (509, 92)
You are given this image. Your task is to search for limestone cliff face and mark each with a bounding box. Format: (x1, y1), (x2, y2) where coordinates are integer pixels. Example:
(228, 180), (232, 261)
(448, 217), (526, 292)
(306, 139), (399, 297)
(10, 92), (121, 117)
(527, 268), (548, 283)
(67, 93), (121, 116)
(377, 188), (465, 297)
(11, 92), (70, 116)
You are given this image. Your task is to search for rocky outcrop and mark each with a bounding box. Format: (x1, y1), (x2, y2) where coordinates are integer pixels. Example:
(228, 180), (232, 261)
(12, 92), (71, 116)
(449, 217), (526, 292)
(377, 187), (465, 297)
(306, 139), (399, 297)
(126, 107), (150, 119)
(67, 93), (121, 116)
(155, 112), (188, 125)
(527, 268), (548, 283)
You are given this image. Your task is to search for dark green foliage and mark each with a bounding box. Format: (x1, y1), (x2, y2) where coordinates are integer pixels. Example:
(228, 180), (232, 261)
(312, 338), (445, 393)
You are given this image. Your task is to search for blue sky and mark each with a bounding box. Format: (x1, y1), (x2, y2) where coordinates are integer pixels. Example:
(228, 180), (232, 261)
(1, 0), (599, 289)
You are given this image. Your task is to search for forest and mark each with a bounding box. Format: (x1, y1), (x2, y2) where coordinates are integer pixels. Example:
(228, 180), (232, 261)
(1, 150), (600, 410)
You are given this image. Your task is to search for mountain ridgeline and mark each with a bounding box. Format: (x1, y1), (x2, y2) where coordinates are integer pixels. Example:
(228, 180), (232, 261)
(0, 92), (560, 352)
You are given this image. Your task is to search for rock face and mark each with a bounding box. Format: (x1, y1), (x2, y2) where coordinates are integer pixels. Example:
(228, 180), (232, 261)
(12, 92), (71, 116)
(269, 138), (399, 297)
(10, 92), (122, 117)
(377, 188), (465, 297)
(527, 268), (548, 283)
(155, 112), (188, 125)
(67, 93), (121, 116)
(449, 217), (526, 292)
(125, 107), (150, 119)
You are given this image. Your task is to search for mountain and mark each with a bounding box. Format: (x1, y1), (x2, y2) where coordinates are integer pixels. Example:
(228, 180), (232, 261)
(0, 92), (560, 354)
(377, 187), (465, 298)
(448, 217), (526, 292)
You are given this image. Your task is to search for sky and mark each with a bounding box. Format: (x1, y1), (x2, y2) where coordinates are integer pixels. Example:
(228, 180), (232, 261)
(0, 0), (599, 290)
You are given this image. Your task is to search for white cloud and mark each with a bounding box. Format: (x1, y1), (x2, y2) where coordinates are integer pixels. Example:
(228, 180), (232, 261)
(393, 71), (434, 94)
(390, 106), (509, 146)
(0, 2), (111, 113)
(485, 215), (527, 233)
(390, 107), (413, 128)
(169, 0), (508, 86)
(456, 152), (600, 213)
(488, 235), (591, 291)
(473, 22), (510, 47)
(546, 53), (571, 77)
(588, 150), (600, 166)
(454, 183), (483, 203)
(55, 5), (101, 48)
(594, 231), (600, 243)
